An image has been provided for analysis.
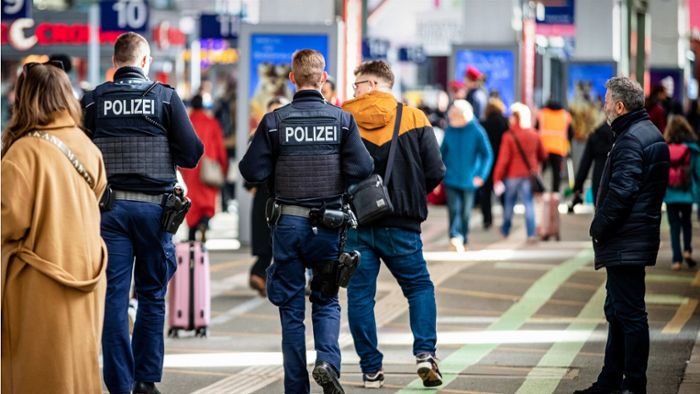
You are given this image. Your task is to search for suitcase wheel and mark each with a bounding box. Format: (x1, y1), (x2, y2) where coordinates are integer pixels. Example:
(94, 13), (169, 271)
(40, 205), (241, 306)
(195, 327), (208, 338)
(168, 328), (180, 338)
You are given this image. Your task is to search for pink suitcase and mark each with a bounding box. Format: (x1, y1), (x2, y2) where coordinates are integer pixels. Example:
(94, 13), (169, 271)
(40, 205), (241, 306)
(538, 193), (561, 241)
(167, 241), (210, 337)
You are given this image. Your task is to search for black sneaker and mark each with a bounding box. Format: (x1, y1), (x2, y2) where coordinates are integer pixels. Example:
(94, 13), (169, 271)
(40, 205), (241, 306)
(133, 381), (161, 394)
(416, 352), (443, 387)
(363, 369), (384, 388)
(312, 361), (344, 394)
(573, 382), (620, 394)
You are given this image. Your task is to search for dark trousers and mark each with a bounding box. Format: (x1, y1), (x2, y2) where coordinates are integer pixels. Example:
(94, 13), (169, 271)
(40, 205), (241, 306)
(101, 201), (177, 394)
(597, 265), (649, 394)
(251, 253), (272, 277)
(543, 153), (563, 192)
(480, 178), (494, 227)
(666, 203), (693, 263)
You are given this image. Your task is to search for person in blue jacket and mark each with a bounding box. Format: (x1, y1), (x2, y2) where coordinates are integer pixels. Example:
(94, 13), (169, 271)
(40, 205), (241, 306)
(663, 115), (700, 271)
(440, 99), (493, 251)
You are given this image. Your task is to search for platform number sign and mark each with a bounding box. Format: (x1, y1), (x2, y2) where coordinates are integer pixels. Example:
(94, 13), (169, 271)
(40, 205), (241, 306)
(1, 0), (31, 21)
(100, 0), (149, 33)
(200, 13), (239, 40)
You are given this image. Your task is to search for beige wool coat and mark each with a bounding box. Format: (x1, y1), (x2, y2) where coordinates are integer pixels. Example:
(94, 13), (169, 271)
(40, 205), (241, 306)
(1, 112), (108, 394)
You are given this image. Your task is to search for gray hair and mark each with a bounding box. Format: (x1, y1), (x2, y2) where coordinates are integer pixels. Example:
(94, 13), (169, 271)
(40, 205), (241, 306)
(605, 76), (645, 111)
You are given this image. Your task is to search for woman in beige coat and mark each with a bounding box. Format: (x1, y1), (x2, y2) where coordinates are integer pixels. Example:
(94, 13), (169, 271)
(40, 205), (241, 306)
(1, 62), (108, 393)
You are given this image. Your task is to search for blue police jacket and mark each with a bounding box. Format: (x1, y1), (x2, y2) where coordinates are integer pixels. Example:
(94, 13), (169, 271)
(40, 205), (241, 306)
(81, 66), (203, 194)
(239, 90), (373, 208)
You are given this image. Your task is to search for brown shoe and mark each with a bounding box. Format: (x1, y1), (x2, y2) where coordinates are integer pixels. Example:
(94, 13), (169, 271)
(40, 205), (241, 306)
(249, 274), (267, 297)
(671, 262), (682, 271)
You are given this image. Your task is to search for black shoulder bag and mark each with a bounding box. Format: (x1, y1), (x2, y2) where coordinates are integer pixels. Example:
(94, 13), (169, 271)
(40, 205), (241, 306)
(349, 102), (403, 225)
(510, 130), (546, 194)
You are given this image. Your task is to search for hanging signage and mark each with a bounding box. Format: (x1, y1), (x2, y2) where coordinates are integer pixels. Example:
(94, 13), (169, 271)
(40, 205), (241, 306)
(535, 0), (575, 36)
(1, 0), (30, 21)
(362, 38), (389, 60)
(100, 0), (149, 33)
(398, 46), (426, 64)
(200, 13), (239, 40)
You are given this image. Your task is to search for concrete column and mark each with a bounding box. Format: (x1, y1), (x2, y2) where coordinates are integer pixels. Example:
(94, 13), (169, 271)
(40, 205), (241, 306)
(649, 0), (688, 68)
(574, 0), (622, 61)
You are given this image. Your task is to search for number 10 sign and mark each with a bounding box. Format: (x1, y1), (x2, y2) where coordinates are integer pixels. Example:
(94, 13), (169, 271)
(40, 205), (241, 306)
(1, 0), (31, 21)
(100, 0), (149, 33)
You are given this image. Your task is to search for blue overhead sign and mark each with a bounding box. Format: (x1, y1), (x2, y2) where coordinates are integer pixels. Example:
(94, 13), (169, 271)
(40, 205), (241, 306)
(1, 0), (31, 21)
(536, 0), (575, 25)
(200, 13), (240, 40)
(362, 38), (389, 60)
(100, 0), (149, 33)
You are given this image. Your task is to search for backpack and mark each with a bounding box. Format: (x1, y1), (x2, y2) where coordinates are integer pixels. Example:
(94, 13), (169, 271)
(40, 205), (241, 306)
(668, 143), (692, 189)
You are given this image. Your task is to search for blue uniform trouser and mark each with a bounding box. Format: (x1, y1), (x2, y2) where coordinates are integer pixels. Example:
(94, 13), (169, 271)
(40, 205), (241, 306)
(101, 200), (176, 394)
(346, 227), (437, 374)
(267, 215), (342, 394)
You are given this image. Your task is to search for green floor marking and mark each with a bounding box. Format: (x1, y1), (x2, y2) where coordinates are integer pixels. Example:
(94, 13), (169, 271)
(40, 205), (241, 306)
(396, 248), (594, 393)
(646, 274), (694, 284)
(515, 284), (606, 394)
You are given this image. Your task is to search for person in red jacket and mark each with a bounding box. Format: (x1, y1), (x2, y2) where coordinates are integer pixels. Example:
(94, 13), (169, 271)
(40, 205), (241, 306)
(492, 102), (547, 242)
(180, 95), (229, 242)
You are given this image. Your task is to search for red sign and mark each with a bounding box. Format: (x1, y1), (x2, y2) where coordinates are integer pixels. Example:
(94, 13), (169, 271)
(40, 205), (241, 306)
(152, 21), (185, 50)
(1, 18), (125, 51)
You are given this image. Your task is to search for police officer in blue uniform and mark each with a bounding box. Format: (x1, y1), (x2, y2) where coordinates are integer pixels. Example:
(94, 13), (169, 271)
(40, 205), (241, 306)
(240, 49), (373, 394)
(81, 32), (203, 394)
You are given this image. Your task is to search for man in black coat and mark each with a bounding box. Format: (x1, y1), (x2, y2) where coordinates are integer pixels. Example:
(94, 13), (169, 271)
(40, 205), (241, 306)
(575, 77), (669, 394)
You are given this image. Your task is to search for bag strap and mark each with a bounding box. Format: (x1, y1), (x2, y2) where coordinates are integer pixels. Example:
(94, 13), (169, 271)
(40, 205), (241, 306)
(510, 130), (535, 174)
(27, 131), (96, 189)
(383, 102), (403, 186)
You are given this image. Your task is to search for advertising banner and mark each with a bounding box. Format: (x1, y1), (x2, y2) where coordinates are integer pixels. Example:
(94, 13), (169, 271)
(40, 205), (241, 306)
(247, 33), (329, 127)
(566, 62), (616, 105)
(650, 68), (683, 103)
(452, 47), (517, 109)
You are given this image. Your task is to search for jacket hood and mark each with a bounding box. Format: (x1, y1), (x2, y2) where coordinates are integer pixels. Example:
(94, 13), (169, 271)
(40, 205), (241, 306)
(685, 141), (700, 153)
(342, 91), (397, 131)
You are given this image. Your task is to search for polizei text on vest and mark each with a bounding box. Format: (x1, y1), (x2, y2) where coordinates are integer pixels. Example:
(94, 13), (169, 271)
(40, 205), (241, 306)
(103, 99), (156, 116)
(284, 126), (339, 144)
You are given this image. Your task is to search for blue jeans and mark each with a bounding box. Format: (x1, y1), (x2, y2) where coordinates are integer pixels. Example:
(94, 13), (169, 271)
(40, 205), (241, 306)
(666, 203), (693, 263)
(101, 200), (177, 394)
(446, 186), (476, 243)
(502, 177), (536, 237)
(346, 227), (437, 374)
(267, 215), (341, 393)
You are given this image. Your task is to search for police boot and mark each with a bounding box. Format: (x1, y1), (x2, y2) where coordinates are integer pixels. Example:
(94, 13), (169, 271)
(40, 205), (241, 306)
(133, 382), (161, 394)
(312, 361), (344, 394)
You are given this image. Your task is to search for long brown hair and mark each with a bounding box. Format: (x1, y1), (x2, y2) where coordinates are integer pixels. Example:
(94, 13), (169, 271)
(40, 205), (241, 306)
(2, 63), (82, 156)
(664, 115), (698, 144)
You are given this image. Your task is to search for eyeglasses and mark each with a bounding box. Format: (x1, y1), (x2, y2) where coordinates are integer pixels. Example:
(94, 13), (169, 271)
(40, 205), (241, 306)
(22, 60), (65, 75)
(353, 80), (375, 90)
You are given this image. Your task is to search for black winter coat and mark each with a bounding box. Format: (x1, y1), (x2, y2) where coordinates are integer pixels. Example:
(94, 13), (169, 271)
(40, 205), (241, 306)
(590, 109), (669, 269)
